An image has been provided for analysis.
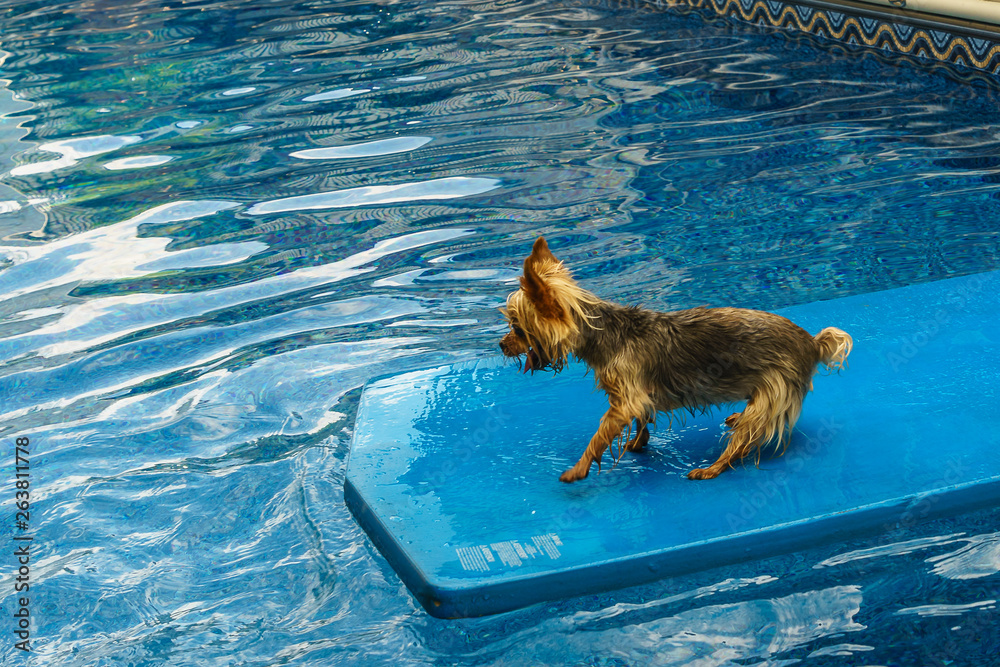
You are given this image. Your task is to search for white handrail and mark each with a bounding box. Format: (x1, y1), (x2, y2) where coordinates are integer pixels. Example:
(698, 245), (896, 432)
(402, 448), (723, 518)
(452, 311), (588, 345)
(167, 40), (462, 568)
(856, 0), (1000, 25)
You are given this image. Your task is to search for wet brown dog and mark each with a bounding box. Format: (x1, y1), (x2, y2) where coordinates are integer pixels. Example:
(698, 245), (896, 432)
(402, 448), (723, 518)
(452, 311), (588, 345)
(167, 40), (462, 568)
(499, 237), (852, 483)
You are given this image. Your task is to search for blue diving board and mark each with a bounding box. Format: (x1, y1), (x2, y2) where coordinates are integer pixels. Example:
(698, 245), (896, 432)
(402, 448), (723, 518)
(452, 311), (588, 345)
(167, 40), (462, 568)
(344, 270), (1000, 618)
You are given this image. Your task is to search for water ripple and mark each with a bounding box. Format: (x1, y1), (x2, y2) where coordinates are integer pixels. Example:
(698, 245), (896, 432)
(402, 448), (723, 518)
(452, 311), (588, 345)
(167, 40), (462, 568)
(246, 176), (501, 215)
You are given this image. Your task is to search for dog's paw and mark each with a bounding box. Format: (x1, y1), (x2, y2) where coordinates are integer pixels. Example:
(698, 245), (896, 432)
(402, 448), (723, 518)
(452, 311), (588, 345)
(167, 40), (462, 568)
(687, 467), (719, 480)
(624, 428), (650, 452)
(559, 466), (588, 483)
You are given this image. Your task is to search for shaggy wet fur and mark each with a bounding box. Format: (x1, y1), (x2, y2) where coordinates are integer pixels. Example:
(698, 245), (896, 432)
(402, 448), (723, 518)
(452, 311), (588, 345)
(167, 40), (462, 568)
(499, 237), (853, 483)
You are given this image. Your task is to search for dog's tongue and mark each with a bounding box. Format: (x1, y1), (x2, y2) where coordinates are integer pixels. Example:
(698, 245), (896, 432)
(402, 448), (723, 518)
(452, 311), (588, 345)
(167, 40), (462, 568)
(523, 348), (540, 373)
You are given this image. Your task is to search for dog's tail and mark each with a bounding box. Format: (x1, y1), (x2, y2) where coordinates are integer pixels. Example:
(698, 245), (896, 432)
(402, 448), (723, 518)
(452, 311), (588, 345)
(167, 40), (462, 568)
(814, 327), (853, 371)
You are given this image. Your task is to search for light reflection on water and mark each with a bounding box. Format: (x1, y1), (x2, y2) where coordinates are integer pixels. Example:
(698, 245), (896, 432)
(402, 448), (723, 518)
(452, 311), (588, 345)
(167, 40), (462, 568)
(0, 0), (998, 664)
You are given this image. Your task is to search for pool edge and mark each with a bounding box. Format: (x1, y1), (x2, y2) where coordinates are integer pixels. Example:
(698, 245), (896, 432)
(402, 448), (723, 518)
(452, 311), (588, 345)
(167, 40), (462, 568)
(636, 0), (1000, 77)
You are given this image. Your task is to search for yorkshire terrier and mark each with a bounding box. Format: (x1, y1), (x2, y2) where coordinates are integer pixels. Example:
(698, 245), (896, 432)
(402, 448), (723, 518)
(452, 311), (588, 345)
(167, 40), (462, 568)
(499, 237), (853, 483)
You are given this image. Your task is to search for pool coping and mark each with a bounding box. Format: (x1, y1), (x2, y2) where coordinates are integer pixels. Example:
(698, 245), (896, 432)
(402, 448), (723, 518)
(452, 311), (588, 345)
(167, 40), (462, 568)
(639, 0), (1000, 75)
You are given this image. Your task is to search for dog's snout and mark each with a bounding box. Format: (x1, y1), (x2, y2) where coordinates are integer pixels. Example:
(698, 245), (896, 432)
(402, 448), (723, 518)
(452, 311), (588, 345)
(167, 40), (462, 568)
(499, 330), (528, 358)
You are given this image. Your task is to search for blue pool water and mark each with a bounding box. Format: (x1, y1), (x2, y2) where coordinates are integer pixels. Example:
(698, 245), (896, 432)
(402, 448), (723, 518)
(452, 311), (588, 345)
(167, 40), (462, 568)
(0, 0), (998, 663)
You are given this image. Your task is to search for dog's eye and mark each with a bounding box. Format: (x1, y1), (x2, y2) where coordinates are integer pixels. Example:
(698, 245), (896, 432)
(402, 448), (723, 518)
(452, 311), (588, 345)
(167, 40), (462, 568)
(512, 324), (526, 338)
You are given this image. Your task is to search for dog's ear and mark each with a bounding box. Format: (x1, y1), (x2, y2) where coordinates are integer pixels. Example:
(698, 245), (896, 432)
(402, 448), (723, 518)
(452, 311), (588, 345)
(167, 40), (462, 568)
(520, 237), (565, 320)
(529, 236), (558, 264)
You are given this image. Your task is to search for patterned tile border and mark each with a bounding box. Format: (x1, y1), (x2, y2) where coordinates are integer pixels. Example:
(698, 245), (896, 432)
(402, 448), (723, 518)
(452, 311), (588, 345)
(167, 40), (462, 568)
(638, 0), (1000, 75)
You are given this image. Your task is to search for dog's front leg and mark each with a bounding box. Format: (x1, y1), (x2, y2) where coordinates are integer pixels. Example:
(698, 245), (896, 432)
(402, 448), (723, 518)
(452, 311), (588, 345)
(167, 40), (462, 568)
(624, 418), (650, 452)
(560, 406), (632, 483)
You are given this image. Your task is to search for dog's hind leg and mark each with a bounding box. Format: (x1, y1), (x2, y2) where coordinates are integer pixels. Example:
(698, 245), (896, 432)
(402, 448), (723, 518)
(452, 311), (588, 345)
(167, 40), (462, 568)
(688, 375), (803, 480)
(687, 411), (762, 480)
(691, 411), (743, 472)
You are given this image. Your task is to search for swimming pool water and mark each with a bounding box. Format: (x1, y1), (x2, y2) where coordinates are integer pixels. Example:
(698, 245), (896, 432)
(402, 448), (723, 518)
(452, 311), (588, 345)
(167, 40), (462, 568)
(0, 0), (997, 664)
